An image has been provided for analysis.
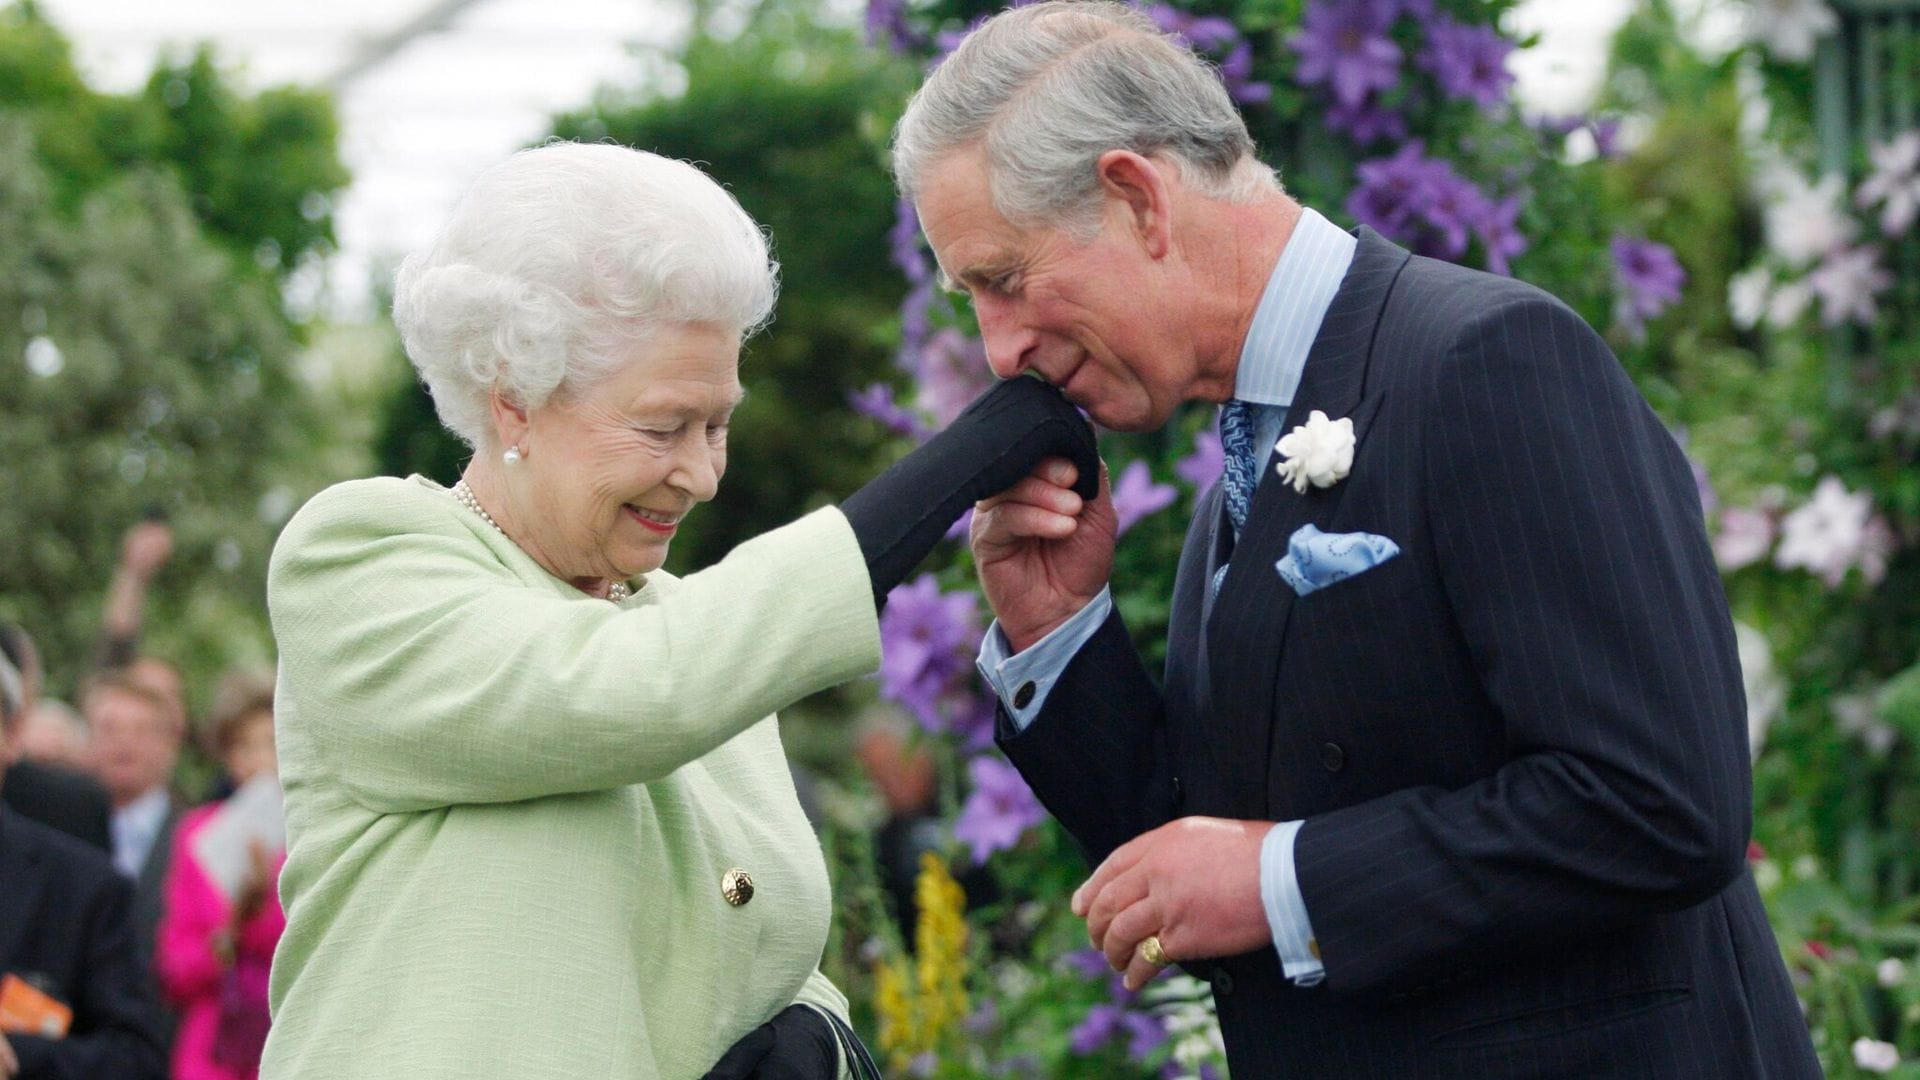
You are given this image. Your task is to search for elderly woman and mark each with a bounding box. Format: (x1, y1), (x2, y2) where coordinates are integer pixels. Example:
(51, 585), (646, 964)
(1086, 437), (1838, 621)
(261, 142), (1095, 1079)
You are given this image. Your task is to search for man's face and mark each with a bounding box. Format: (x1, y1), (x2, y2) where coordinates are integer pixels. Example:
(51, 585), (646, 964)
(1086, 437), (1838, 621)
(915, 148), (1200, 432)
(86, 687), (180, 806)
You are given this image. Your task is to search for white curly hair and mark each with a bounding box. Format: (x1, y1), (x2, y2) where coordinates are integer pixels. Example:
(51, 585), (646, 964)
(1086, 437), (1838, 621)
(393, 142), (779, 450)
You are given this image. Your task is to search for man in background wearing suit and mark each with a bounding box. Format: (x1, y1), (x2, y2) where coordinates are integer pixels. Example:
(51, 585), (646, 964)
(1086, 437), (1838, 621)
(83, 673), (184, 993)
(0, 646), (167, 1078)
(0, 625), (112, 853)
(895, 4), (1820, 1076)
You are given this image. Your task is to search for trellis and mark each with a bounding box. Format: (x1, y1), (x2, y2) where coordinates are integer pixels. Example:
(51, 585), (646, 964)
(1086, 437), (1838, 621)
(1814, 0), (1920, 402)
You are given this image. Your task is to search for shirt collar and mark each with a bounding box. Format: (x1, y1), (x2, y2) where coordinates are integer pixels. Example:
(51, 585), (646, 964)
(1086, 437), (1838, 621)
(113, 785), (169, 842)
(1232, 207), (1359, 408)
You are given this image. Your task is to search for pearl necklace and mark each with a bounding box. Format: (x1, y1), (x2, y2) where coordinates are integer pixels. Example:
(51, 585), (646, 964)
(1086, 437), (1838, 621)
(451, 480), (629, 603)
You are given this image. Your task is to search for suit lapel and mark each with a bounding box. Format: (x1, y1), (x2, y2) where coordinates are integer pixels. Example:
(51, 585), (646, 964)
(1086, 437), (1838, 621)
(1202, 228), (1412, 815)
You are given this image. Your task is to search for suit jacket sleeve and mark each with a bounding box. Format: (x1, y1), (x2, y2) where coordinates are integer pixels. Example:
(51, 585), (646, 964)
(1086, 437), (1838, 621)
(1292, 295), (1752, 995)
(268, 482), (881, 813)
(996, 609), (1179, 865)
(10, 870), (166, 1080)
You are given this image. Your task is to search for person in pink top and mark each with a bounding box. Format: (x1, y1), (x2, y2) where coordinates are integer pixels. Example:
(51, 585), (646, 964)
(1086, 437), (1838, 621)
(154, 675), (283, 1080)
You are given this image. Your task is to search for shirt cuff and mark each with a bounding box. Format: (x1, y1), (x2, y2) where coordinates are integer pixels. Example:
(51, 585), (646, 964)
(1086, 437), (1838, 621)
(1261, 820), (1326, 987)
(975, 587), (1113, 731)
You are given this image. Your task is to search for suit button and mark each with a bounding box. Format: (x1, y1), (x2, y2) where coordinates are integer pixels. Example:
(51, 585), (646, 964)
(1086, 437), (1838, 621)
(1013, 681), (1036, 709)
(721, 867), (755, 907)
(1320, 741), (1345, 772)
(1213, 970), (1234, 997)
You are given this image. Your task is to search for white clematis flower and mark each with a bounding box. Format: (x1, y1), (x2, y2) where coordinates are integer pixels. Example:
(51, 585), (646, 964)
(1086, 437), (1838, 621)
(1856, 131), (1920, 237)
(1853, 1037), (1900, 1074)
(1764, 172), (1856, 268)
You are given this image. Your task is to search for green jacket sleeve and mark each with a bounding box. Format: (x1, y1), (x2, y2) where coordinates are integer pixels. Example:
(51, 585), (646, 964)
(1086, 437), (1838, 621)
(268, 479), (881, 813)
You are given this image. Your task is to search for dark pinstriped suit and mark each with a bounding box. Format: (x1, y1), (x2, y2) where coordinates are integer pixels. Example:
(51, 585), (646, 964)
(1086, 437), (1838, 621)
(997, 229), (1820, 1077)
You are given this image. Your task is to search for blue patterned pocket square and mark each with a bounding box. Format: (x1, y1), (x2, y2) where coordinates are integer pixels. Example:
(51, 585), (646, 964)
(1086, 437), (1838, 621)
(1276, 524), (1400, 597)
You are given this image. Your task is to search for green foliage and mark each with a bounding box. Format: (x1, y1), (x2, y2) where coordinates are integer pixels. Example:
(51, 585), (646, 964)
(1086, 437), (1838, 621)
(0, 3), (347, 277)
(0, 3), (349, 712)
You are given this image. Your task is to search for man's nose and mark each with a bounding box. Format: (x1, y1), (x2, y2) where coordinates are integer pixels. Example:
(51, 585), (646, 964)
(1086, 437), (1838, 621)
(976, 302), (1037, 379)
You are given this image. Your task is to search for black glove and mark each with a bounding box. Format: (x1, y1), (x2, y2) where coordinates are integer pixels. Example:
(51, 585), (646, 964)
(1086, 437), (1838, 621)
(841, 376), (1100, 608)
(701, 1005), (839, 1080)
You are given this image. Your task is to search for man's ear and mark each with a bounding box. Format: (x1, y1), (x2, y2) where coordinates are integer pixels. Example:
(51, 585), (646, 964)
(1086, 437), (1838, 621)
(488, 389), (531, 454)
(1095, 150), (1174, 259)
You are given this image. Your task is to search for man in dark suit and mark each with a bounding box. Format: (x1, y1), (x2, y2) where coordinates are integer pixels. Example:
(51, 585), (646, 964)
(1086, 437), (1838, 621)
(80, 673), (184, 1005)
(0, 649), (168, 1079)
(0, 624), (114, 853)
(895, 3), (1819, 1075)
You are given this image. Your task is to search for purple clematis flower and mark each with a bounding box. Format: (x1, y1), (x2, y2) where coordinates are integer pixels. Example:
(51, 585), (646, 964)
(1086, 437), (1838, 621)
(1475, 195), (1528, 276)
(1589, 117), (1625, 159)
(1111, 460), (1179, 536)
(1325, 94), (1408, 144)
(865, 0), (922, 55)
(1290, 0), (1403, 109)
(1175, 428), (1225, 490)
(1419, 168), (1494, 259)
(916, 329), (995, 428)
(1346, 141), (1438, 238)
(879, 576), (983, 732)
(1349, 143), (1523, 273)
(1418, 14), (1516, 112)
(890, 198), (930, 285)
(1070, 1004), (1168, 1061)
(1147, 6), (1271, 105)
(1216, 40), (1273, 105)
(1611, 235), (1686, 338)
(849, 383), (928, 440)
(954, 755), (1047, 864)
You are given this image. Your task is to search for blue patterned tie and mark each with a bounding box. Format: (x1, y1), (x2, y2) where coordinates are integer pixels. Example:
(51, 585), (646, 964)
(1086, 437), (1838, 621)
(1219, 399), (1259, 535)
(1212, 399), (1260, 599)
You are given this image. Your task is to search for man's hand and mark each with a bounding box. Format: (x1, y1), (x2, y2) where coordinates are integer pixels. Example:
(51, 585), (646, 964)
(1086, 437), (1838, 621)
(120, 521), (174, 582)
(1073, 817), (1273, 991)
(971, 458), (1117, 652)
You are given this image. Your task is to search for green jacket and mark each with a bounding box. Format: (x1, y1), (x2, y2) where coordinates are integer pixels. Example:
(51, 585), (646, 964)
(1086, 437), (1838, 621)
(262, 476), (880, 1078)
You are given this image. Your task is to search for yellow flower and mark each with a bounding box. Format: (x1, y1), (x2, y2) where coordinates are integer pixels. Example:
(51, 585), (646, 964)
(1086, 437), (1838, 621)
(872, 852), (971, 1070)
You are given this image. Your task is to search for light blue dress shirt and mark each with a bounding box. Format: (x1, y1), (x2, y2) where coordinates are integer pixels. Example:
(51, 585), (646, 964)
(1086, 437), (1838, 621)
(977, 207), (1357, 987)
(111, 784), (170, 880)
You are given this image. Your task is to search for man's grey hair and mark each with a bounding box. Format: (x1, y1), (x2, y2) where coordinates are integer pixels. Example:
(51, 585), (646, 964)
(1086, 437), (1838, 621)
(393, 142), (778, 451)
(892, 0), (1277, 236)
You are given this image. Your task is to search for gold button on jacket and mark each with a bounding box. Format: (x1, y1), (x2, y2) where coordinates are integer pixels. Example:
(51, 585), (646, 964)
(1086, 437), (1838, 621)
(721, 868), (755, 907)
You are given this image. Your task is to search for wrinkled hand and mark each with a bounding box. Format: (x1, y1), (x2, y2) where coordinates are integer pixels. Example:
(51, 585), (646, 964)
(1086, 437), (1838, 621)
(971, 458), (1116, 653)
(1073, 817), (1274, 991)
(120, 521), (174, 581)
(702, 1004), (838, 1080)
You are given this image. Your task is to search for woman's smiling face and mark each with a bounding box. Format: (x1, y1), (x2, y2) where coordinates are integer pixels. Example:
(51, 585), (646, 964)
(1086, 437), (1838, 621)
(506, 322), (743, 586)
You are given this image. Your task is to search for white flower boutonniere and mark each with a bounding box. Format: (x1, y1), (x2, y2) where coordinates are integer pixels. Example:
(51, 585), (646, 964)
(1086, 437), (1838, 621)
(1275, 410), (1355, 494)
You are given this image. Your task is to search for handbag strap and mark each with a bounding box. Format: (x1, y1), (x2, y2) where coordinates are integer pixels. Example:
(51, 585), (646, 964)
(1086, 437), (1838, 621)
(822, 1010), (883, 1080)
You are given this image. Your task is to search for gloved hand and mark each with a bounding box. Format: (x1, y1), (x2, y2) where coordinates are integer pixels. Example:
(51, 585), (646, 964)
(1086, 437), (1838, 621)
(701, 1005), (838, 1080)
(842, 376), (1100, 607)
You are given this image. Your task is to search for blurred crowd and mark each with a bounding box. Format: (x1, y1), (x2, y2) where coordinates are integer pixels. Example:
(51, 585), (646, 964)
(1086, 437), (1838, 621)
(1, 520), (284, 1080)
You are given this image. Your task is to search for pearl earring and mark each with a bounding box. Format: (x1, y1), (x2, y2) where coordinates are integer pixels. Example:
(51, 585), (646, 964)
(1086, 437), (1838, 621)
(503, 445), (522, 465)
